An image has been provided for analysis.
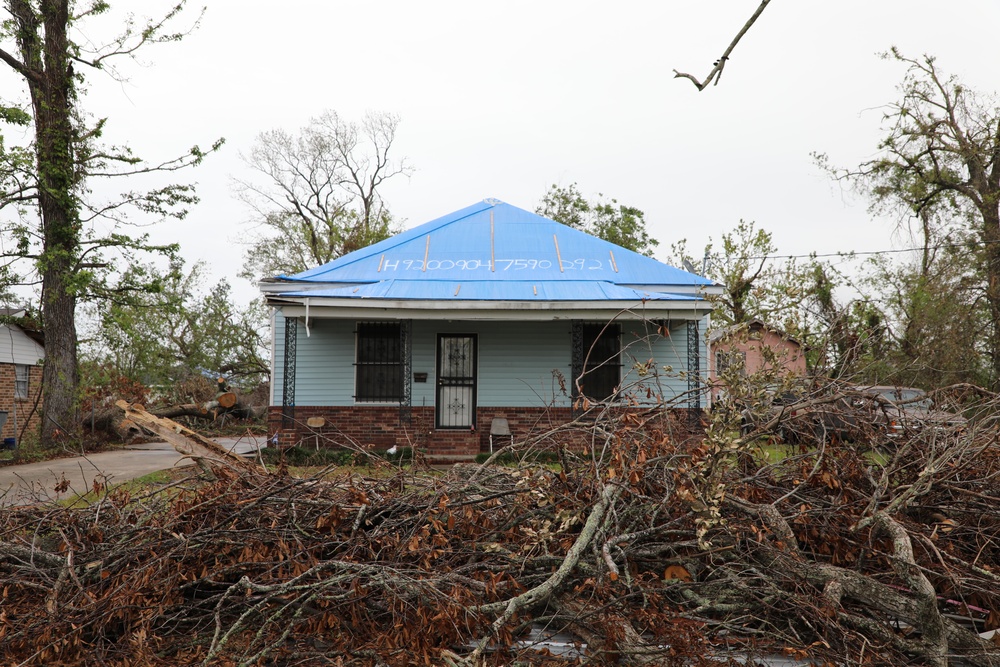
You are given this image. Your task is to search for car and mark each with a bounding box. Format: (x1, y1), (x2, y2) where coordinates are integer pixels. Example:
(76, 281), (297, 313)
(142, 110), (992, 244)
(737, 381), (851, 443)
(740, 383), (966, 445)
(852, 386), (967, 438)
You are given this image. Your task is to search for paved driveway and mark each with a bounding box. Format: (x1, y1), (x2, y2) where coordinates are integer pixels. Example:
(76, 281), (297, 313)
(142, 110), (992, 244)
(0, 436), (264, 506)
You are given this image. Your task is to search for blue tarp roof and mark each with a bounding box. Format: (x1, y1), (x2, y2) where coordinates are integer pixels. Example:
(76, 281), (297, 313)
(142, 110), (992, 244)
(279, 280), (700, 302)
(272, 200), (712, 302)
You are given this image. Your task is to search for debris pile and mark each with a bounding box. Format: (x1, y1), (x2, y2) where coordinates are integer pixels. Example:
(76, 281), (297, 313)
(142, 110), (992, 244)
(1, 404), (999, 665)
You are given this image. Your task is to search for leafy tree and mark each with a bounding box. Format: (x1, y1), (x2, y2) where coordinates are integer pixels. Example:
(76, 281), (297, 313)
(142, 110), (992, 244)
(83, 259), (268, 389)
(804, 262), (891, 380)
(0, 1), (221, 443)
(666, 221), (894, 377)
(861, 246), (988, 387)
(536, 183), (659, 257)
(819, 50), (1000, 386)
(235, 110), (412, 281)
(668, 219), (814, 330)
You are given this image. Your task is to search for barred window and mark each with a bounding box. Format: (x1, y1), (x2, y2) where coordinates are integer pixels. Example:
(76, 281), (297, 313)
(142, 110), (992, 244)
(355, 322), (402, 403)
(14, 364), (29, 400)
(575, 323), (621, 402)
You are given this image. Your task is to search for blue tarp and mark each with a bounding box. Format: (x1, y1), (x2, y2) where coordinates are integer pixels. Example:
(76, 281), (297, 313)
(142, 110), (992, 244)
(279, 280), (700, 302)
(272, 200), (712, 302)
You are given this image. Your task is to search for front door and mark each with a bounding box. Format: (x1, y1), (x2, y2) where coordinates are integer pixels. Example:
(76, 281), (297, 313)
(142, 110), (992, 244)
(436, 334), (477, 428)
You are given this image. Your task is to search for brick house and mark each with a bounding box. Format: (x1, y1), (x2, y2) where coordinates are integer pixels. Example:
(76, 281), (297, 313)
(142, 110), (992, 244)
(0, 309), (44, 442)
(261, 199), (720, 460)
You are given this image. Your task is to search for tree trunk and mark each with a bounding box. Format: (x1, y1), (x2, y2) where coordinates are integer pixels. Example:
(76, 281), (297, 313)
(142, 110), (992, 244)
(13, 0), (81, 444)
(983, 206), (1000, 390)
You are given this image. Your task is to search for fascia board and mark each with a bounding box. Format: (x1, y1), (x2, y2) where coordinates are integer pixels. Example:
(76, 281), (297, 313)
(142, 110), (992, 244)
(275, 301), (710, 322)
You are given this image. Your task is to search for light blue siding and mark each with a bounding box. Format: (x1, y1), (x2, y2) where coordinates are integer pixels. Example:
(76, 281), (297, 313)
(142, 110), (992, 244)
(410, 321), (572, 409)
(273, 311), (356, 407)
(620, 317), (708, 408)
(272, 309), (705, 409)
(272, 311), (285, 405)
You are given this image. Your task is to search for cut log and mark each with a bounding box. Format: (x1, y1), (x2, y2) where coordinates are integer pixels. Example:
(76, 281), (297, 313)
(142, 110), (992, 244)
(217, 392), (238, 409)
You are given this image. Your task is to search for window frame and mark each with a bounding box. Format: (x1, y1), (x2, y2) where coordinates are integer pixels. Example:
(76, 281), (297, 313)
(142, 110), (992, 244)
(14, 364), (29, 400)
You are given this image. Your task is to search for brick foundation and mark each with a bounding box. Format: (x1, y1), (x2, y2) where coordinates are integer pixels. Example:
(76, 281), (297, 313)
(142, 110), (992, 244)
(267, 404), (705, 460)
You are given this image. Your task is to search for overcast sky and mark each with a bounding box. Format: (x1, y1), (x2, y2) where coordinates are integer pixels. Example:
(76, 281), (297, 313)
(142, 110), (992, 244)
(10, 1), (1000, 304)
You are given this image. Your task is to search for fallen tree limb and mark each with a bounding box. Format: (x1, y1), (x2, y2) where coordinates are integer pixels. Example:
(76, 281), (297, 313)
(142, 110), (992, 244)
(115, 400), (262, 473)
(0, 401), (999, 666)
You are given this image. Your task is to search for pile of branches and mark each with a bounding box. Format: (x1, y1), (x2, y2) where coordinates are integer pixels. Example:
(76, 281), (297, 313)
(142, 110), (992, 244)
(2, 402), (1000, 665)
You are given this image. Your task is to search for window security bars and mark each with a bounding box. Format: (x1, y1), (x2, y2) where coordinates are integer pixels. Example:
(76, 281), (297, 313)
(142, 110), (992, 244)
(355, 322), (403, 403)
(715, 350), (747, 377)
(399, 320), (412, 423)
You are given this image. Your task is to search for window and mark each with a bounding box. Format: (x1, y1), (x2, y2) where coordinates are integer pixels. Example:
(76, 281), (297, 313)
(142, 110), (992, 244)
(14, 364), (29, 400)
(574, 323), (621, 402)
(715, 350), (747, 377)
(355, 322), (402, 402)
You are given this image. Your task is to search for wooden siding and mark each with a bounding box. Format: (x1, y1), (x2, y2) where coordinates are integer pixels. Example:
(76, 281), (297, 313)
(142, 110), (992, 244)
(272, 309), (706, 409)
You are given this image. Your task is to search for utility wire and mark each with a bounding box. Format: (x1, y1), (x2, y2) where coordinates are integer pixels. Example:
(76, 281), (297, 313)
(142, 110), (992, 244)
(742, 238), (995, 262)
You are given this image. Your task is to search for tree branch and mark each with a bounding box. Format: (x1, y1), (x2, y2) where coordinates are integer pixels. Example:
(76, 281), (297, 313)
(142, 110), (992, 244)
(673, 0), (772, 91)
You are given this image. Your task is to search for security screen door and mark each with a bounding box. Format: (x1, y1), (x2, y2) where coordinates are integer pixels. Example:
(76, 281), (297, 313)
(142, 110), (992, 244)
(436, 334), (477, 428)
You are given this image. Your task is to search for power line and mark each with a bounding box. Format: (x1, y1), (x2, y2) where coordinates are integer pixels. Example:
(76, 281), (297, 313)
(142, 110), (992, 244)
(743, 238), (995, 262)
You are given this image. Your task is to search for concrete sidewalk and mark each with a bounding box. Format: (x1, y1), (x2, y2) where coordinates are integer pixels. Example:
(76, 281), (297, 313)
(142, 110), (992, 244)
(0, 435), (265, 506)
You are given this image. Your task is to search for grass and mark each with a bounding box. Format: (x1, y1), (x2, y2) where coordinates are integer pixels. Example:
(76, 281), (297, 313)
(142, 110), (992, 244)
(752, 439), (891, 467)
(259, 445), (414, 468)
(0, 441), (74, 465)
(474, 449), (560, 466)
(57, 467), (198, 507)
(752, 441), (804, 465)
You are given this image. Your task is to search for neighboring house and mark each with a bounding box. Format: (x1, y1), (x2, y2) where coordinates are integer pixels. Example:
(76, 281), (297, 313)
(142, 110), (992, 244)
(261, 199), (719, 459)
(708, 319), (806, 401)
(0, 308), (44, 442)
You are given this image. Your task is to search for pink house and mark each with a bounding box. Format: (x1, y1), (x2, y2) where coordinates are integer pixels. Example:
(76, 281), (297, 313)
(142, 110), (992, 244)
(708, 319), (806, 401)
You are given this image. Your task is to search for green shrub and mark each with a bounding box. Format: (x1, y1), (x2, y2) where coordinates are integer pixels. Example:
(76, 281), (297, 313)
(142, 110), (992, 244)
(259, 445), (413, 467)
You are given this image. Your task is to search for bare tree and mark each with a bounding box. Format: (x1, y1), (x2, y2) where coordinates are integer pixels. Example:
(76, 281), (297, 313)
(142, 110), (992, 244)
(235, 110), (412, 281)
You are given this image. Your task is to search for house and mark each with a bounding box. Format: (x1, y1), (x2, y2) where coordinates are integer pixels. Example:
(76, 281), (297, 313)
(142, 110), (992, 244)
(261, 199), (720, 459)
(0, 308), (44, 443)
(708, 319), (807, 401)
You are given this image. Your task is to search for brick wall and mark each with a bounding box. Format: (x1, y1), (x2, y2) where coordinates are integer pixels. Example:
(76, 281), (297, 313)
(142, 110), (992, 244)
(0, 363), (43, 442)
(267, 404), (705, 459)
